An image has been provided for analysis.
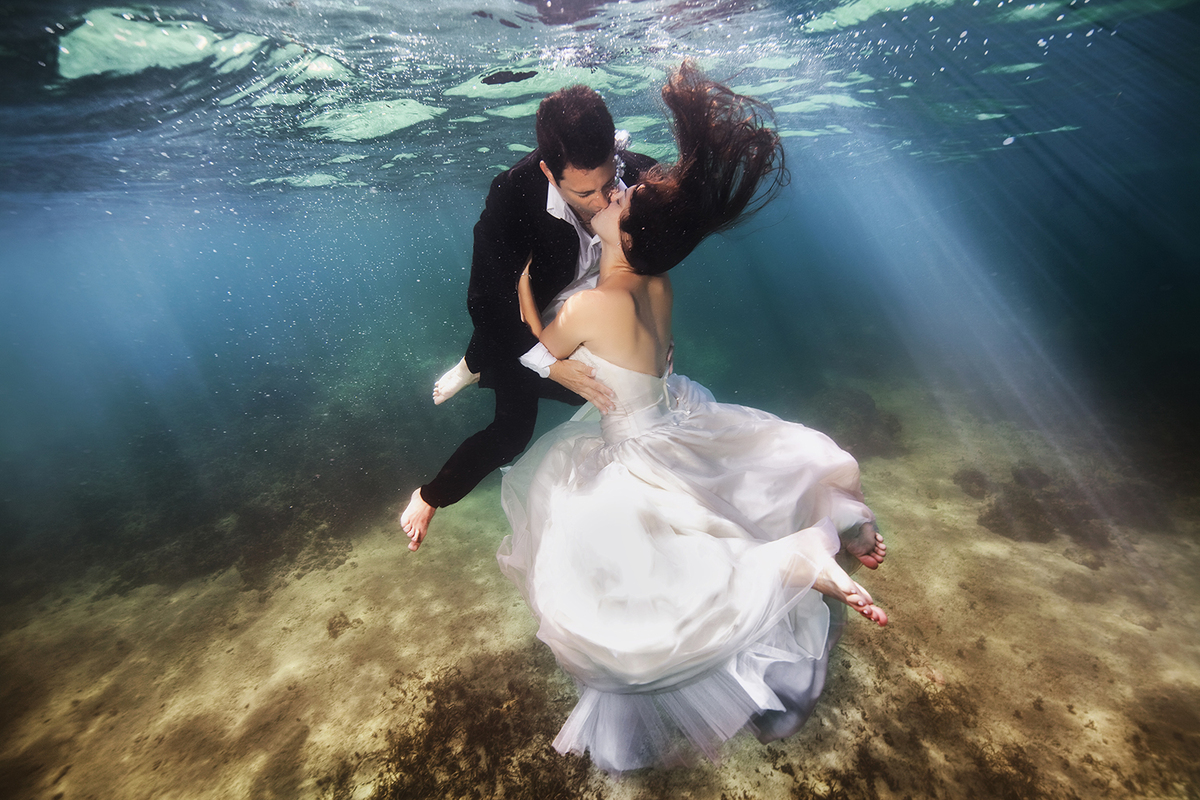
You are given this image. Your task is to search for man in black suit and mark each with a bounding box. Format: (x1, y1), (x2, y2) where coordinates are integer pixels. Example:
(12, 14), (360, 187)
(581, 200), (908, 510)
(401, 85), (657, 549)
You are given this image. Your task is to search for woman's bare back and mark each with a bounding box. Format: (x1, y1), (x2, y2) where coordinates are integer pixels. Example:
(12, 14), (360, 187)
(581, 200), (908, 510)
(579, 273), (672, 376)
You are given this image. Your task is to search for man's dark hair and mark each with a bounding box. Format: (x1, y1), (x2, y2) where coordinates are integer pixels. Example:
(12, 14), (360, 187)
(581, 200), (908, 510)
(536, 85), (616, 181)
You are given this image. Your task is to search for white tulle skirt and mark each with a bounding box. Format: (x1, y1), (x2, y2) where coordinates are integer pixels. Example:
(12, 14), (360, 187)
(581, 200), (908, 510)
(498, 368), (871, 773)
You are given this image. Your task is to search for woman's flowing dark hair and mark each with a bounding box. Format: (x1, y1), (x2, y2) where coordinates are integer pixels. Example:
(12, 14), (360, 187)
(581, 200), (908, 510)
(621, 61), (788, 275)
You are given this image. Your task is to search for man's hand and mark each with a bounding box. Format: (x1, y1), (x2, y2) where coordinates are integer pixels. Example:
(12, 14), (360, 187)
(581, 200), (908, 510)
(548, 359), (616, 414)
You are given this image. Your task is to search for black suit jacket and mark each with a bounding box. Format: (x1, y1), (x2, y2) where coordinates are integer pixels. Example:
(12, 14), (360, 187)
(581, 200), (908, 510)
(464, 149), (657, 386)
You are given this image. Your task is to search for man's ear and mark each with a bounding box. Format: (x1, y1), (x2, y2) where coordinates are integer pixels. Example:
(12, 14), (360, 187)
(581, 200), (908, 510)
(538, 160), (558, 187)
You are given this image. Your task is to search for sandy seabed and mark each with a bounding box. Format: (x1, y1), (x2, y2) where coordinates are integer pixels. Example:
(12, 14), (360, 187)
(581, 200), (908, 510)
(2, 377), (1198, 800)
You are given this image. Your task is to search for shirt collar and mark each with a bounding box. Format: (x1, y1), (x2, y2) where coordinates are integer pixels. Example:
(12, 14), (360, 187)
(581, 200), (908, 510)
(546, 180), (574, 224)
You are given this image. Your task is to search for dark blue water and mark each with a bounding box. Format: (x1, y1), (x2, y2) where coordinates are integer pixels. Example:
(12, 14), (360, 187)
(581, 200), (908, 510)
(1, 0), (1197, 594)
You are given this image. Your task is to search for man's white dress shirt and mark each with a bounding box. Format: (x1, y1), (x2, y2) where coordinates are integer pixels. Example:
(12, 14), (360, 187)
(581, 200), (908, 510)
(518, 176), (627, 377)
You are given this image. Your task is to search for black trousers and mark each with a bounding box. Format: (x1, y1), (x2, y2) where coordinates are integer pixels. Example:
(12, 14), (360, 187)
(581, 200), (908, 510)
(420, 363), (584, 508)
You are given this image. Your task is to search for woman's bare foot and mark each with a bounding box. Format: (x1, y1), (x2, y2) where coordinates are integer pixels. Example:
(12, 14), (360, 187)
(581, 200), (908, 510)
(839, 520), (887, 572)
(814, 558), (888, 626)
(400, 489), (436, 551)
(432, 357), (479, 405)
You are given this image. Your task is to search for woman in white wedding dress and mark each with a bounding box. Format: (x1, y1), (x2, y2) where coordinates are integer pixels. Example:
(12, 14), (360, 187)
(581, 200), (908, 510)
(497, 61), (888, 774)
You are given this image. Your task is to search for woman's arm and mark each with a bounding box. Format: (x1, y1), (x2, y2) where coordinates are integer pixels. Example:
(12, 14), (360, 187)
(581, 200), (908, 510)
(537, 290), (609, 360)
(516, 258), (542, 337)
(519, 264), (617, 360)
(518, 267), (618, 413)
(519, 260), (604, 358)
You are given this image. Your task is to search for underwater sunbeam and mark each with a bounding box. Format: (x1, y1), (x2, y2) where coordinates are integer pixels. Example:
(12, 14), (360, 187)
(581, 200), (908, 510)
(1, 0), (1197, 797)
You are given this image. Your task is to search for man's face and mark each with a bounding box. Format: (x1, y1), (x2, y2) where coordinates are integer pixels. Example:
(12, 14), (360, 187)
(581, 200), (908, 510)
(591, 188), (628, 250)
(541, 158), (618, 228)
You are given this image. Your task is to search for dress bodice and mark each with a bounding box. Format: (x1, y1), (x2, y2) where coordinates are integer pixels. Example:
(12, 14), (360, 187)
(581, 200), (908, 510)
(571, 347), (670, 444)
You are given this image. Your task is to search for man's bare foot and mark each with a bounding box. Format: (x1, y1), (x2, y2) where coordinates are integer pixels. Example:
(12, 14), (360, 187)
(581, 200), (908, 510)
(400, 489), (436, 551)
(838, 520), (887, 573)
(813, 558), (888, 626)
(432, 357), (479, 405)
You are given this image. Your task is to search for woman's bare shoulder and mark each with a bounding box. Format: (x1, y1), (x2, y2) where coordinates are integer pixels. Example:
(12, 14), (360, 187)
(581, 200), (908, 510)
(577, 281), (638, 309)
(557, 287), (631, 333)
(566, 284), (627, 309)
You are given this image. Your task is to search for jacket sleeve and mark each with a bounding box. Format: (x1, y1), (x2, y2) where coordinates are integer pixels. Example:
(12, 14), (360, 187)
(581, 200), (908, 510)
(466, 166), (542, 368)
